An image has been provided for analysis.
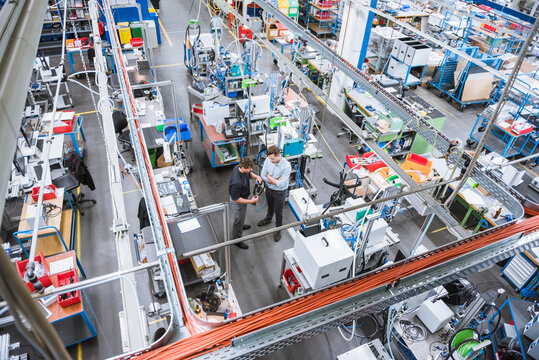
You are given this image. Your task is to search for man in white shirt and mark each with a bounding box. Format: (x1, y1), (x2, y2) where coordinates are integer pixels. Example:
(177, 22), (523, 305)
(257, 145), (291, 242)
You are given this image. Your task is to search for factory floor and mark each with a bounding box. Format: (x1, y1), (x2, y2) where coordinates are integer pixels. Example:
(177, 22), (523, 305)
(7, 2), (526, 359)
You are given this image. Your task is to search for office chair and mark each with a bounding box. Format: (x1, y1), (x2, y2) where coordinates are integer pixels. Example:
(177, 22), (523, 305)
(53, 150), (96, 216)
(52, 172), (96, 216)
(113, 110), (132, 154)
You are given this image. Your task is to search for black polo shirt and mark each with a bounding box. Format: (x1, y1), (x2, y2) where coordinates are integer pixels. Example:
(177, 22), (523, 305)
(229, 165), (250, 201)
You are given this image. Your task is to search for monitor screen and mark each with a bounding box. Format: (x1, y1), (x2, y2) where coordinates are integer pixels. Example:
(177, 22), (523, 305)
(12, 145), (26, 176)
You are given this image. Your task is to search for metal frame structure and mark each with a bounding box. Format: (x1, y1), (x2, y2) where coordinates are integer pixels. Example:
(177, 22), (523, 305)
(199, 226), (538, 359)
(250, 0), (524, 236)
(0, 1), (534, 359)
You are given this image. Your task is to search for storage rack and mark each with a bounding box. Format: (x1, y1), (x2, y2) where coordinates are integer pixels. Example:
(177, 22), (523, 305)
(41, 0), (92, 51)
(427, 44), (503, 110)
(299, 0), (339, 37)
(384, 37), (431, 87)
(468, 75), (539, 158)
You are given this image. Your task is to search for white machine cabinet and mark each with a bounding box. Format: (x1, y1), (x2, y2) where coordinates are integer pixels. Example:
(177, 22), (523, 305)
(337, 339), (392, 360)
(288, 188), (319, 220)
(294, 229), (354, 289)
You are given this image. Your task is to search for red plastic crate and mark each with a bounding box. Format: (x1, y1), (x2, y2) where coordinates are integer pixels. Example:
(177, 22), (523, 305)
(53, 119), (73, 134)
(31, 184), (57, 202)
(193, 104), (203, 115)
(130, 37), (144, 47)
(408, 153), (428, 166)
(366, 160), (386, 172)
(57, 270), (81, 307)
(346, 154), (361, 170)
(238, 25), (253, 40)
(15, 252), (53, 292)
(283, 269), (300, 294)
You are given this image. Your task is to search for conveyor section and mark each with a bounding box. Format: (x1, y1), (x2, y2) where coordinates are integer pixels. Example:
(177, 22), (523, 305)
(133, 216), (539, 360)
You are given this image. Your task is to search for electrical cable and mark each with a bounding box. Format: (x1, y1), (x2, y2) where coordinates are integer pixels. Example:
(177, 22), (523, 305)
(399, 319), (427, 342)
(134, 217), (539, 360)
(338, 320), (356, 341)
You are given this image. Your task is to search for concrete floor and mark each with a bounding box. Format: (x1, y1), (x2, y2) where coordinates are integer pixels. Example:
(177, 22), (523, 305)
(3, 1), (527, 359)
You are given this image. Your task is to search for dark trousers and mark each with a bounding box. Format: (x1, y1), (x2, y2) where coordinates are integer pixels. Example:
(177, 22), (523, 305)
(265, 188), (287, 227)
(231, 198), (247, 239)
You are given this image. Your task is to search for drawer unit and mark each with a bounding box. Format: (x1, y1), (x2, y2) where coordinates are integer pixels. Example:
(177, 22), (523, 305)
(390, 37), (413, 59)
(386, 57), (408, 79)
(404, 43), (432, 67)
(294, 230), (354, 289)
(289, 188), (319, 220)
(397, 40), (419, 61)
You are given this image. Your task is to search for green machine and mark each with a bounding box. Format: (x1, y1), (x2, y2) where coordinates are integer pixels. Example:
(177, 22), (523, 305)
(447, 329), (490, 360)
(409, 95), (446, 155)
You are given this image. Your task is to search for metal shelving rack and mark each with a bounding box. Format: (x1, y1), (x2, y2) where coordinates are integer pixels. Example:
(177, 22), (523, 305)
(40, 0), (92, 51)
(299, 0), (339, 37)
(468, 75), (539, 158)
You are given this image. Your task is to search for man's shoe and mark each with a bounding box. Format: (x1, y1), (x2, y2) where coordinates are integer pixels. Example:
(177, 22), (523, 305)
(242, 224), (251, 230)
(274, 232), (281, 242)
(257, 218), (272, 227)
(235, 242), (249, 249)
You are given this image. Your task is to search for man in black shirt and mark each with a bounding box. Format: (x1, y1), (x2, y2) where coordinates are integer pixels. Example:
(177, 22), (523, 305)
(229, 157), (261, 249)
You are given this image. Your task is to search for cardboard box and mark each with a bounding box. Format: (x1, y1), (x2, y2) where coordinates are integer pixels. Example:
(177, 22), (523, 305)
(190, 253), (216, 277)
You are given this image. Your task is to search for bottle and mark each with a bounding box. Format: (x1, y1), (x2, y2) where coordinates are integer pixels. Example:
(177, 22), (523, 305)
(195, 305), (202, 317)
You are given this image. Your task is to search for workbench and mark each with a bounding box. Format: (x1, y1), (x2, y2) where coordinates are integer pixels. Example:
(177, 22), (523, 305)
(14, 189), (74, 257)
(45, 251), (96, 347)
(272, 37), (294, 55)
(167, 214), (219, 256)
(196, 113), (244, 168)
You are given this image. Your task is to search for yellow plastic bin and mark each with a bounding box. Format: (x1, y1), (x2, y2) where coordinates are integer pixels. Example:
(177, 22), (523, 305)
(277, 0), (289, 15)
(117, 23), (132, 44)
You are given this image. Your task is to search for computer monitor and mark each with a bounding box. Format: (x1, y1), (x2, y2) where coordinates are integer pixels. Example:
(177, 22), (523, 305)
(12, 145), (26, 177)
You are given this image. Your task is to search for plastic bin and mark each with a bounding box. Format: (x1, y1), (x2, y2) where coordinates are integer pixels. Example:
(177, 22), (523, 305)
(15, 252), (53, 292)
(283, 269), (300, 294)
(215, 143), (239, 163)
(32, 184), (57, 202)
(118, 27), (132, 44)
(57, 270), (81, 307)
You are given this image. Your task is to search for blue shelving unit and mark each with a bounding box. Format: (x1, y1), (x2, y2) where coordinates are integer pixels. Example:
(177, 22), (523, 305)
(468, 74), (539, 157)
(300, 0), (339, 37)
(40, 1), (92, 51)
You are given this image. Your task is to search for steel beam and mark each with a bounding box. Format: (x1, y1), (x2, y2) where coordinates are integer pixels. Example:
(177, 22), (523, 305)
(88, 0), (148, 351)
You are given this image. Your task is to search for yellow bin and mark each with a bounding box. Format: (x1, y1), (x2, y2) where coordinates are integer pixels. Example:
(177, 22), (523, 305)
(277, 0), (289, 15)
(118, 24), (132, 44)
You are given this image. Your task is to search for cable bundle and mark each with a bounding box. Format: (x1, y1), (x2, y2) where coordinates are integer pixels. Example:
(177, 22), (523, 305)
(134, 216), (539, 360)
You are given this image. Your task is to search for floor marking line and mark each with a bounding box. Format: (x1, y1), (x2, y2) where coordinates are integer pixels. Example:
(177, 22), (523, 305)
(78, 343), (82, 360)
(149, 317), (167, 325)
(431, 226), (447, 234)
(522, 164), (538, 178)
(155, 63), (182, 68)
(122, 189), (140, 195)
(76, 110), (98, 116)
(158, 17), (173, 47)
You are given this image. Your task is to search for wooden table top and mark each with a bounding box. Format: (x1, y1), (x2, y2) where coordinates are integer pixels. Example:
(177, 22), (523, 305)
(18, 189), (65, 239)
(44, 251), (83, 323)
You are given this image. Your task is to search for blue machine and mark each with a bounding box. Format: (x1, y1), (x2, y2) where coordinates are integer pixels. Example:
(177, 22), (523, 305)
(283, 138), (304, 157)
